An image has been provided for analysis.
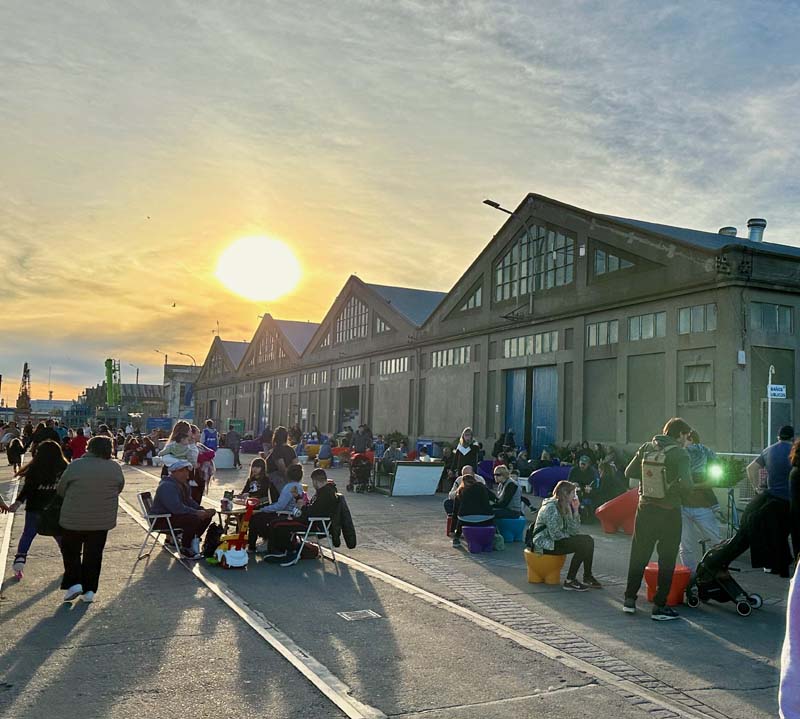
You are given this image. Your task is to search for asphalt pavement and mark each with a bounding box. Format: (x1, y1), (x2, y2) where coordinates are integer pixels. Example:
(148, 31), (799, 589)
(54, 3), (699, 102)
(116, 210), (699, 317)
(0, 456), (791, 718)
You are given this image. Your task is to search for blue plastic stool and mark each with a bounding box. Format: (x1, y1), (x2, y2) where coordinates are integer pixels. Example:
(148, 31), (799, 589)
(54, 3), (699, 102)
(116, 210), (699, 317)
(495, 517), (527, 543)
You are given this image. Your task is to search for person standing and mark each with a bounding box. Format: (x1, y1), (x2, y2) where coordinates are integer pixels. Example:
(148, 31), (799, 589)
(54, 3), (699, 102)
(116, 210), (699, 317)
(56, 436), (125, 603)
(200, 419), (219, 451)
(780, 566), (799, 719)
(260, 425), (273, 456)
(226, 424), (242, 469)
(454, 427), (481, 475)
(265, 426), (297, 492)
(680, 430), (722, 581)
(623, 417), (693, 621)
(5, 440), (67, 580)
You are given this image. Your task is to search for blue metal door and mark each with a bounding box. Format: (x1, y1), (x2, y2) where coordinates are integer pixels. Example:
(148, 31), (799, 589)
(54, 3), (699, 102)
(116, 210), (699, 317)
(531, 366), (558, 456)
(504, 369), (526, 444)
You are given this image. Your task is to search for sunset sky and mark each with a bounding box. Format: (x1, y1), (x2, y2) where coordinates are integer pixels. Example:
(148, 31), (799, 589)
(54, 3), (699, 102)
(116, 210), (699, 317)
(2, 1), (799, 401)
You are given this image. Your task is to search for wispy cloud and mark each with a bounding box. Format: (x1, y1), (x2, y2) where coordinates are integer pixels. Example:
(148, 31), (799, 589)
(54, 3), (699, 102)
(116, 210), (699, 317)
(1, 0), (798, 397)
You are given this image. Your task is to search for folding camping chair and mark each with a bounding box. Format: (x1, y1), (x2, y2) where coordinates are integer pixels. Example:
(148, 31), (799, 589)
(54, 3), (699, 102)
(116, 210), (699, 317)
(136, 491), (182, 560)
(281, 517), (337, 567)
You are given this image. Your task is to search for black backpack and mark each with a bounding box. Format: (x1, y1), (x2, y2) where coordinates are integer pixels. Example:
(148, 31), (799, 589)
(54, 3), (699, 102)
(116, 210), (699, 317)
(202, 523), (224, 558)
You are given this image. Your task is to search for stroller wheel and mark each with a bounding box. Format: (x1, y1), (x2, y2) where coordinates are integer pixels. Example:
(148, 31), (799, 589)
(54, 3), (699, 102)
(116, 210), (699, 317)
(747, 593), (763, 609)
(686, 593), (700, 608)
(736, 600), (752, 617)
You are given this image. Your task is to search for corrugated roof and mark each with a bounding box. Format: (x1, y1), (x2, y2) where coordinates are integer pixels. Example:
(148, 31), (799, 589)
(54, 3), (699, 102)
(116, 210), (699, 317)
(220, 340), (250, 369)
(366, 283), (447, 327)
(603, 215), (800, 259)
(275, 320), (320, 355)
(119, 384), (164, 400)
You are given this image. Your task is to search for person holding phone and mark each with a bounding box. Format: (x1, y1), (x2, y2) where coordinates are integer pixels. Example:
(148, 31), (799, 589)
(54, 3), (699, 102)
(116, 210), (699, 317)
(529, 480), (601, 591)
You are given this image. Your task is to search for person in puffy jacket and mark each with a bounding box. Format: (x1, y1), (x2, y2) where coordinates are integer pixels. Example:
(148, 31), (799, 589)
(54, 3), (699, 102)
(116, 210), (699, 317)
(56, 436), (124, 603)
(530, 480), (601, 591)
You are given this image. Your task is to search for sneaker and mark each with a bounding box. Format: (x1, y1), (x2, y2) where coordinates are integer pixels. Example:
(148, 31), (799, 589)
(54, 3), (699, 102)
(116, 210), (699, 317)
(563, 578), (590, 591)
(12, 554), (25, 576)
(63, 584), (83, 602)
(263, 551), (288, 559)
(452, 537), (461, 548)
(80, 591), (95, 603)
(622, 597), (637, 614)
(583, 575), (603, 589)
(651, 605), (680, 621)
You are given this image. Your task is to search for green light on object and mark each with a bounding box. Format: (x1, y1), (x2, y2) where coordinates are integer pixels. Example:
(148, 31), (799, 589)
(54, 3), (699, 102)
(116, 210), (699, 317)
(707, 463), (724, 483)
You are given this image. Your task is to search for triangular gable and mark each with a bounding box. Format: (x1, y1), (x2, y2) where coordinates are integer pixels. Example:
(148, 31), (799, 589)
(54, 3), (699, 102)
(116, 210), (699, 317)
(238, 315), (290, 373)
(275, 319), (319, 355)
(302, 275), (441, 359)
(220, 340), (249, 368)
(196, 337), (240, 385)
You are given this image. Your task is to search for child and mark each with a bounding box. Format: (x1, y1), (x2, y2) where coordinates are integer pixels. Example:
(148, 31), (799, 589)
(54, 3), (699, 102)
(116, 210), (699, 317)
(7, 437), (24, 473)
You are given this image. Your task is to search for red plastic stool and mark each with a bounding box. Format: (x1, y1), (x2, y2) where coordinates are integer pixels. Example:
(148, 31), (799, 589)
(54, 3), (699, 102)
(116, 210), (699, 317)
(595, 488), (638, 535)
(446, 515), (454, 537)
(644, 562), (691, 606)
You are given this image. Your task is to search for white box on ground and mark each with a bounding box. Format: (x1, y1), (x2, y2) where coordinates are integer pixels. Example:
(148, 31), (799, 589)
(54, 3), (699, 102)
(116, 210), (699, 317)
(215, 448), (235, 469)
(391, 461), (443, 496)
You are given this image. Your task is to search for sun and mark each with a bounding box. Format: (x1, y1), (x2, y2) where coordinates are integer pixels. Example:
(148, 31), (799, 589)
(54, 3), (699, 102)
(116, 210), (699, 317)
(215, 236), (301, 302)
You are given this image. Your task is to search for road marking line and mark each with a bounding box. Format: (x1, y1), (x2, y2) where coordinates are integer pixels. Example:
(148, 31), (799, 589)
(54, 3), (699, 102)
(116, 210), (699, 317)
(122, 464), (725, 719)
(321, 549), (726, 719)
(0, 480), (20, 595)
(117, 492), (385, 719)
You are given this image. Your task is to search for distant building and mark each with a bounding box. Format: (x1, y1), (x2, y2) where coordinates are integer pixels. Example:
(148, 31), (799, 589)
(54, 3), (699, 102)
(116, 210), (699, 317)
(194, 193), (800, 454)
(163, 363), (201, 421)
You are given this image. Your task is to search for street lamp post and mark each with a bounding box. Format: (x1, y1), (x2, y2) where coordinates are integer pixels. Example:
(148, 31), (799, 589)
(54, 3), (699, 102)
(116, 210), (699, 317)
(176, 351), (197, 367)
(154, 349), (167, 365)
(128, 363), (139, 385)
(767, 365), (776, 445)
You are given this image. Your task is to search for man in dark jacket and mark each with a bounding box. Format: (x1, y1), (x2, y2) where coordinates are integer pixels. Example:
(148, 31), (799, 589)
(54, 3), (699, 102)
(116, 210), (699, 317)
(151, 460), (215, 559)
(623, 417), (693, 621)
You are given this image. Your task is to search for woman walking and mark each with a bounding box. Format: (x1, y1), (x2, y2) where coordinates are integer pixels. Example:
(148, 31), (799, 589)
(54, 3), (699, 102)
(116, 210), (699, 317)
(454, 427), (481, 475)
(57, 435), (124, 603)
(6, 440), (67, 580)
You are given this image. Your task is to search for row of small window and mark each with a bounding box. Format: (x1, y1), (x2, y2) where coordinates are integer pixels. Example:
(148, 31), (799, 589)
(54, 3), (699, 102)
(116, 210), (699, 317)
(301, 370), (328, 386)
(460, 286), (482, 311)
(431, 345), (471, 368)
(277, 376), (296, 389)
(590, 303), (718, 347)
(335, 296), (369, 344)
(337, 364), (363, 382)
(378, 356), (409, 376)
(503, 331), (558, 358)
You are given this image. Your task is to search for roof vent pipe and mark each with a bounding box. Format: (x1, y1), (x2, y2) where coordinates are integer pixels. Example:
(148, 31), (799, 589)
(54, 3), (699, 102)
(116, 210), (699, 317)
(718, 226), (738, 237)
(747, 218), (767, 242)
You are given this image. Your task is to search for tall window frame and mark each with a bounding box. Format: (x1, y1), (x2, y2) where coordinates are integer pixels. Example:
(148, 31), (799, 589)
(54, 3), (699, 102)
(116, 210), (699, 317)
(335, 296), (369, 344)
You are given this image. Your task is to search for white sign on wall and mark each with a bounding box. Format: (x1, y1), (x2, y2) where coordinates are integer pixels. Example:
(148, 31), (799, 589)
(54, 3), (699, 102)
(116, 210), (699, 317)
(768, 384), (787, 399)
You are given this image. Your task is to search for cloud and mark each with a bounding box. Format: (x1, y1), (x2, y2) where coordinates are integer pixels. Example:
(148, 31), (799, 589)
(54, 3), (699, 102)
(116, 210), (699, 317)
(1, 0), (799, 396)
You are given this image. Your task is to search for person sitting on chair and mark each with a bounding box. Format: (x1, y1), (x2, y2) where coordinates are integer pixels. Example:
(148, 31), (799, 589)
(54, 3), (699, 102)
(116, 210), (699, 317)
(248, 463), (305, 551)
(451, 472), (495, 548)
(150, 459), (215, 559)
(492, 465), (523, 519)
(381, 441), (404, 475)
(241, 457), (279, 505)
(265, 468), (340, 561)
(529, 480), (601, 591)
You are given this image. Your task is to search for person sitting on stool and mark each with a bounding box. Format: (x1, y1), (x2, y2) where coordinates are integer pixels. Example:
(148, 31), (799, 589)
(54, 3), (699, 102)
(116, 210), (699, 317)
(529, 480), (601, 591)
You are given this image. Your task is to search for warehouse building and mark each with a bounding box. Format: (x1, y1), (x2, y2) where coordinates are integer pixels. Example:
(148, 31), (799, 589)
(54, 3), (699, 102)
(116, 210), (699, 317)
(195, 193), (800, 453)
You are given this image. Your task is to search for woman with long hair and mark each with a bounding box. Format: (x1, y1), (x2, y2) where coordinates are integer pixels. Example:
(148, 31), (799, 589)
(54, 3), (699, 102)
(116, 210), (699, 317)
(451, 472), (495, 548)
(529, 480), (601, 591)
(241, 457), (279, 505)
(454, 427), (481, 475)
(265, 425), (297, 492)
(5, 439), (68, 580)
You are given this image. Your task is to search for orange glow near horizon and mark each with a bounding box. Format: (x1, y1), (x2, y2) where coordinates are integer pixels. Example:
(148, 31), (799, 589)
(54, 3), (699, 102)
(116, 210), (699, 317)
(215, 236), (302, 302)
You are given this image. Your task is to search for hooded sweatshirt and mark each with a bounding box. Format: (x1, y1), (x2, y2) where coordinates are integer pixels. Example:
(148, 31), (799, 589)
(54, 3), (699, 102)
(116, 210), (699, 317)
(625, 434), (693, 510)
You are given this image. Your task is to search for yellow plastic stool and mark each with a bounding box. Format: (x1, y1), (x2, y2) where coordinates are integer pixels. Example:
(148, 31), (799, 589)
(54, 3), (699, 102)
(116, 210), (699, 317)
(318, 459), (332, 469)
(524, 549), (566, 585)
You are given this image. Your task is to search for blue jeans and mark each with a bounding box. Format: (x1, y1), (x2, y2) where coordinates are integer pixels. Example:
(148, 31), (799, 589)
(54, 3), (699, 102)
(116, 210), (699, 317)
(17, 511), (61, 556)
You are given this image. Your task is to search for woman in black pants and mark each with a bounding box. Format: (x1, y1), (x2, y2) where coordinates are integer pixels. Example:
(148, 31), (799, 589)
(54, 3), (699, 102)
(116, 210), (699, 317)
(57, 436), (124, 603)
(529, 480), (601, 591)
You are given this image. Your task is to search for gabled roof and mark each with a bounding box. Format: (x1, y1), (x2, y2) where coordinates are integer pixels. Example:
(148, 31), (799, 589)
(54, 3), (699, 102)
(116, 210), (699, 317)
(603, 215), (800, 260)
(220, 340), (249, 369)
(275, 320), (320, 355)
(365, 282), (447, 327)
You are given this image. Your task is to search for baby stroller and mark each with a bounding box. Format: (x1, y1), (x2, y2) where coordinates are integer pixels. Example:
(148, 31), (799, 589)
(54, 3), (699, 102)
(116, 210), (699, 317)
(687, 540), (763, 617)
(347, 452), (374, 493)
